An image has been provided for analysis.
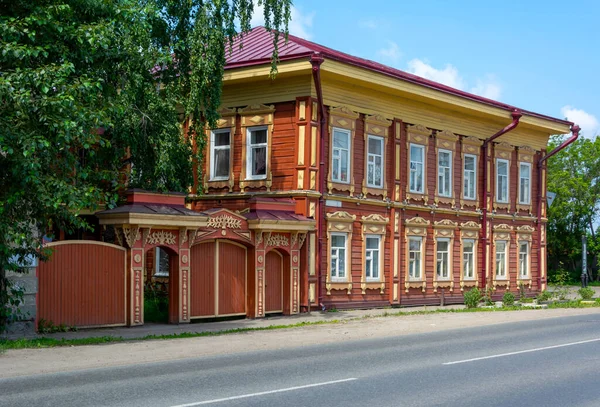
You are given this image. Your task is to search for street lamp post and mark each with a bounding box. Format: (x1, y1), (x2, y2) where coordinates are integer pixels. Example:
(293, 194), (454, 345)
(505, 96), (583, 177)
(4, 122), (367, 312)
(581, 234), (588, 288)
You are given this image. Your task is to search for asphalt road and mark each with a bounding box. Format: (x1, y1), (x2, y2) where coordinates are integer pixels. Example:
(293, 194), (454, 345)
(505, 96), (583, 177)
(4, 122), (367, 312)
(2, 313), (600, 407)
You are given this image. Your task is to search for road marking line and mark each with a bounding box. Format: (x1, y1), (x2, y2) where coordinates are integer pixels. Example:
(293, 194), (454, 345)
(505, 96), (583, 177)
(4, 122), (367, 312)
(443, 337), (600, 365)
(170, 378), (358, 406)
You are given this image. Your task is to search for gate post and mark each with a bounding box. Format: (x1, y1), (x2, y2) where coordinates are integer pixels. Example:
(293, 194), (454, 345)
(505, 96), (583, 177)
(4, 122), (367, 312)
(124, 226), (145, 326)
(178, 228), (191, 324)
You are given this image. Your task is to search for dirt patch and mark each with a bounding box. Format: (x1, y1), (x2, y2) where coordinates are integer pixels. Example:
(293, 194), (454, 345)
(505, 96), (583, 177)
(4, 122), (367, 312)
(1, 307), (599, 378)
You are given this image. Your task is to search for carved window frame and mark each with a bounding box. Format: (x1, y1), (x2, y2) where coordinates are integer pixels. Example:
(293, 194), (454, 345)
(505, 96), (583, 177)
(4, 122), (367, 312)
(238, 104), (275, 191)
(517, 145), (535, 214)
(328, 106), (359, 196)
(406, 124), (431, 203)
(404, 216), (430, 292)
(360, 214), (388, 294)
(459, 221), (480, 291)
(492, 224), (513, 290)
(362, 114), (391, 198)
(494, 141), (514, 211)
(204, 107), (236, 192)
(433, 220), (457, 292)
(516, 225), (535, 288)
(435, 130), (458, 206)
(461, 136), (482, 209)
(326, 211), (356, 294)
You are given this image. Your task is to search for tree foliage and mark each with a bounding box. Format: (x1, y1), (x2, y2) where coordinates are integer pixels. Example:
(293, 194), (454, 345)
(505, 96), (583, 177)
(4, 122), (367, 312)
(546, 134), (600, 281)
(0, 0), (291, 330)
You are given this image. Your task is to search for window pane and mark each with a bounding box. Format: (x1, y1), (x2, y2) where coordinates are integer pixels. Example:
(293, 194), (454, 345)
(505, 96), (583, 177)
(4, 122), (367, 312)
(252, 146), (266, 176)
(333, 130), (348, 149)
(437, 240), (449, 252)
(465, 156), (475, 171)
(214, 149), (230, 178)
(521, 164), (530, 178)
(439, 152), (450, 167)
(409, 239), (421, 251)
(372, 253), (379, 278)
(332, 235), (345, 248)
(411, 145), (423, 162)
(368, 138), (382, 155)
(215, 132), (229, 146)
(340, 151), (348, 182)
(338, 249), (345, 277)
(497, 160), (507, 175)
(251, 129), (267, 144)
(367, 237), (379, 249)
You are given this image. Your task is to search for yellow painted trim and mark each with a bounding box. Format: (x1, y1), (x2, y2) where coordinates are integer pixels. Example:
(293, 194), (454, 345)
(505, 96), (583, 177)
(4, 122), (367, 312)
(223, 61), (312, 82)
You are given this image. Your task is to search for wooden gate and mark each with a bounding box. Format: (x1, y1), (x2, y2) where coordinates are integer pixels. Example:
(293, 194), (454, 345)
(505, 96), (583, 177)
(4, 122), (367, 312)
(265, 250), (283, 313)
(37, 241), (126, 328)
(189, 240), (246, 318)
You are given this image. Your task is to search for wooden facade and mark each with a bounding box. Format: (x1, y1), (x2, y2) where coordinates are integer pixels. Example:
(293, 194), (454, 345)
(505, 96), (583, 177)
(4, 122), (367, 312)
(191, 27), (574, 312)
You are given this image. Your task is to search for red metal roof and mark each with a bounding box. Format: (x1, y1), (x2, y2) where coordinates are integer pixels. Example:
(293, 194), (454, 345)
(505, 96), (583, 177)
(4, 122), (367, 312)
(225, 27), (572, 127)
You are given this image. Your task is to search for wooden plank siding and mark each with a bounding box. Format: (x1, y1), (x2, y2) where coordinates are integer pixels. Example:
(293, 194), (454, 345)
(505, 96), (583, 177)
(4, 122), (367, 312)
(189, 242), (216, 318)
(37, 241), (126, 328)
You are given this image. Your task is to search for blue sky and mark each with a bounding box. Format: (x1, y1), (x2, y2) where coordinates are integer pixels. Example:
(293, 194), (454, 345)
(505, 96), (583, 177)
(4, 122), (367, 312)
(252, 0), (599, 137)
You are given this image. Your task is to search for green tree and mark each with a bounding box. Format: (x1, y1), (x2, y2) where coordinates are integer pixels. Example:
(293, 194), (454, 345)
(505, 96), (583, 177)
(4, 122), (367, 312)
(0, 0), (290, 331)
(546, 134), (600, 281)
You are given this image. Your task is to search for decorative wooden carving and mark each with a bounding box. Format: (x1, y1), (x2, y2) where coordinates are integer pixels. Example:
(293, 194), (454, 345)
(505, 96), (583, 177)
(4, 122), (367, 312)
(362, 113), (392, 198)
(238, 104), (275, 192)
(406, 124), (431, 203)
(147, 231), (176, 245)
(328, 106), (358, 196)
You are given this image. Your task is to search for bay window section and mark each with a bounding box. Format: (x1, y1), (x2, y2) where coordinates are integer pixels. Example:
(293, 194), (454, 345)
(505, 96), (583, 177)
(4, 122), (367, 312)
(365, 235), (381, 281)
(463, 239), (475, 280)
(330, 233), (347, 281)
(438, 150), (452, 197)
(408, 237), (423, 280)
(367, 136), (384, 188)
(463, 154), (476, 200)
(332, 128), (351, 183)
(210, 129), (231, 181)
(409, 144), (425, 193)
(495, 241), (507, 279)
(246, 127), (268, 180)
(519, 163), (531, 205)
(496, 159), (509, 203)
(436, 238), (450, 280)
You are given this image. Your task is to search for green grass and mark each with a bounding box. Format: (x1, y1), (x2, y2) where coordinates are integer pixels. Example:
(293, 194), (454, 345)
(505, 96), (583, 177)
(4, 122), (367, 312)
(2, 299), (600, 351)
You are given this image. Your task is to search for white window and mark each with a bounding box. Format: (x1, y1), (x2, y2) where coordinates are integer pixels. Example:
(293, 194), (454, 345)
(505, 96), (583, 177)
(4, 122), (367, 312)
(246, 126), (268, 180)
(438, 150), (452, 197)
(155, 247), (169, 277)
(210, 129), (230, 180)
(367, 135), (384, 188)
(409, 144), (425, 193)
(495, 240), (507, 278)
(332, 128), (350, 183)
(463, 154), (477, 200)
(365, 235), (381, 281)
(519, 241), (529, 278)
(519, 163), (531, 205)
(330, 233), (347, 280)
(496, 159), (509, 203)
(436, 238), (450, 280)
(408, 237), (423, 280)
(463, 239), (475, 280)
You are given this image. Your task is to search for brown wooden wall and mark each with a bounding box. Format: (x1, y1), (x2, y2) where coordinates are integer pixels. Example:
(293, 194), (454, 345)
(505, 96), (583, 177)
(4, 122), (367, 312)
(190, 242), (216, 318)
(37, 241), (126, 328)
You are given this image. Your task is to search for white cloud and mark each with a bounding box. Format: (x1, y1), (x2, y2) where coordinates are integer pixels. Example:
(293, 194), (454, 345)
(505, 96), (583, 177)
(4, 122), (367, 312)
(250, 3), (314, 39)
(561, 106), (599, 138)
(470, 75), (502, 100)
(377, 41), (402, 66)
(407, 59), (502, 100)
(407, 59), (465, 89)
(359, 19), (378, 30)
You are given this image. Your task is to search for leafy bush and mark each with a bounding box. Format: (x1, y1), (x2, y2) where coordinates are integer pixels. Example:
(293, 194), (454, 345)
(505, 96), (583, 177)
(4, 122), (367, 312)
(502, 292), (515, 307)
(578, 287), (595, 300)
(463, 288), (481, 309)
(483, 287), (494, 306)
(536, 290), (552, 302)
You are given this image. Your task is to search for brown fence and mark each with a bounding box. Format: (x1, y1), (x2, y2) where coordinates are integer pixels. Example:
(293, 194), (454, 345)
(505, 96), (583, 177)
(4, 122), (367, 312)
(37, 241), (127, 328)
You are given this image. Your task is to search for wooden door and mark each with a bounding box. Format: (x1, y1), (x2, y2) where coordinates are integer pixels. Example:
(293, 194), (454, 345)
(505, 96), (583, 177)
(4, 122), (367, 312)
(217, 241), (246, 316)
(265, 250), (283, 313)
(190, 242), (216, 318)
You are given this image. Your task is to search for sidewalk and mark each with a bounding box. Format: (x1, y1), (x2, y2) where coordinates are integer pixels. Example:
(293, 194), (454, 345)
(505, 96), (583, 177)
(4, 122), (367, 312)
(17, 304), (466, 341)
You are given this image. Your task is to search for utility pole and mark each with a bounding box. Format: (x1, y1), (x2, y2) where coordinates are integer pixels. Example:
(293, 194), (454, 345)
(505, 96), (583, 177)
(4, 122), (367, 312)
(582, 234), (588, 288)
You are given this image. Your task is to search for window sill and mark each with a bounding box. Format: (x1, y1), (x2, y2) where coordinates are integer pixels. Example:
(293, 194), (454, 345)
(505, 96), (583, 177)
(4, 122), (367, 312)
(361, 281), (385, 294)
(435, 194), (455, 207)
(326, 281), (352, 295)
(433, 279), (454, 292)
(492, 278), (510, 290)
(493, 200), (511, 212)
(328, 179), (355, 196)
(204, 175), (235, 193)
(406, 190), (429, 204)
(362, 183), (387, 199)
(239, 173), (272, 192)
(405, 279), (426, 293)
(517, 278), (532, 289)
(459, 279), (478, 291)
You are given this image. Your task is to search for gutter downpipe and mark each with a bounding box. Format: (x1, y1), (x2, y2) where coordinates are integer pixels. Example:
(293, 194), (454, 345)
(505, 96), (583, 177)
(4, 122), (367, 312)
(481, 109), (522, 288)
(310, 53), (326, 310)
(536, 124), (580, 289)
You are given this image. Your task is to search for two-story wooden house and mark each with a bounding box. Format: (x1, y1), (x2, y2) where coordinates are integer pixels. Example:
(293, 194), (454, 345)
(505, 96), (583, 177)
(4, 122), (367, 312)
(190, 26), (576, 313)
